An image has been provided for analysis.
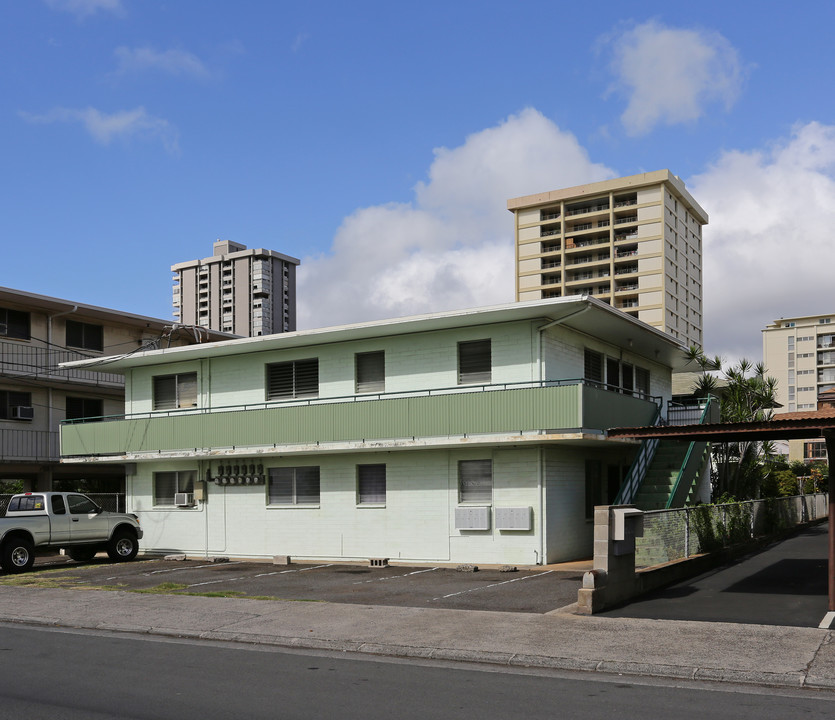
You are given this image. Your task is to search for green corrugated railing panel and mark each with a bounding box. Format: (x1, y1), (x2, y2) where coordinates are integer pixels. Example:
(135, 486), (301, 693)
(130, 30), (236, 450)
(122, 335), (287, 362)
(61, 384), (655, 456)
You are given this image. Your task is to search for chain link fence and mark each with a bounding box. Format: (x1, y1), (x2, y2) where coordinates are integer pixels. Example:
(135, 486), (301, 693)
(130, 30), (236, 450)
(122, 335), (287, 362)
(636, 493), (829, 568)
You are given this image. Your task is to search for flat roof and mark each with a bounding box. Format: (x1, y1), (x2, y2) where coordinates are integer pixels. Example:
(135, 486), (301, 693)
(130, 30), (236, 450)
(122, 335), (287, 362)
(62, 295), (688, 372)
(506, 170), (708, 225)
(0, 285), (232, 340)
(172, 247), (300, 271)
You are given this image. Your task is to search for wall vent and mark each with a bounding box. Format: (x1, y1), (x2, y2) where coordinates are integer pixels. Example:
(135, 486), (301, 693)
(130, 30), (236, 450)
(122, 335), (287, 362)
(369, 558), (389, 567)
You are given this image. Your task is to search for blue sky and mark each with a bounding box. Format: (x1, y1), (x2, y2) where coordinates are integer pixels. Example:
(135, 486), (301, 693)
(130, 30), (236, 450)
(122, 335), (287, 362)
(3, 1), (835, 363)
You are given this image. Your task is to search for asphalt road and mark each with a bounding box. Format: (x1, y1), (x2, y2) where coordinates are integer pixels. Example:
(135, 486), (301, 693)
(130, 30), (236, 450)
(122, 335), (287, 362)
(20, 556), (583, 613)
(603, 522), (831, 627)
(1, 624), (833, 720)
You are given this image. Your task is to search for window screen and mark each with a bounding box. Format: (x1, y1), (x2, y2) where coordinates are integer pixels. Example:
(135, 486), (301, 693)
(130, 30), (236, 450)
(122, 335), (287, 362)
(458, 459), (492, 504)
(268, 467), (320, 505)
(266, 359), (319, 400)
(355, 351), (385, 393)
(357, 464), (386, 504)
(458, 340), (491, 384)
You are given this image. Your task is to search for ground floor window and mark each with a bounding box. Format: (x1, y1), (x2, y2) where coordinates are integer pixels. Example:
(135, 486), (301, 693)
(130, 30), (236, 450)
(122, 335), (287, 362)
(153, 470), (196, 506)
(458, 459), (492, 503)
(268, 466), (320, 505)
(357, 464), (386, 505)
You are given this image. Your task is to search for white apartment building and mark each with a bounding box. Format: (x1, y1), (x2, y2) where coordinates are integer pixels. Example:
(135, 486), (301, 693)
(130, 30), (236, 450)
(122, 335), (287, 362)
(172, 240), (300, 337)
(763, 312), (835, 463)
(509, 170), (707, 349)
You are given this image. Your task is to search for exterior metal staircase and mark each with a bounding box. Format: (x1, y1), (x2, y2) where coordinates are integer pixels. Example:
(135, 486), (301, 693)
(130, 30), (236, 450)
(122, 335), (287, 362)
(614, 397), (716, 510)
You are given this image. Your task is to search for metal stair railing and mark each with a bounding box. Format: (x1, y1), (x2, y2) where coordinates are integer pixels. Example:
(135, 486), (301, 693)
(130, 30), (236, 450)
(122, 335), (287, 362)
(613, 405), (663, 505)
(665, 396), (715, 509)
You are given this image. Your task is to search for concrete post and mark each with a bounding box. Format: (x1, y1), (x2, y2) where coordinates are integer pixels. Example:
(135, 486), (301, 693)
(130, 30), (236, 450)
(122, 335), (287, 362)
(577, 505), (642, 614)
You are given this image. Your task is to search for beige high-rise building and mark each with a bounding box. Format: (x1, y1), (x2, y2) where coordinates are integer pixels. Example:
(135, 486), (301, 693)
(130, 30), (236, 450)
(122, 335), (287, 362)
(763, 312), (835, 463)
(172, 240), (300, 337)
(509, 170), (707, 348)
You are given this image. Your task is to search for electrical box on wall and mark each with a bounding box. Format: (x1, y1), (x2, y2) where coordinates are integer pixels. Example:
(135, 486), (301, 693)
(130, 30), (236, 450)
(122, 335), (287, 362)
(455, 506), (490, 531)
(495, 507), (532, 531)
(193, 483), (205, 502)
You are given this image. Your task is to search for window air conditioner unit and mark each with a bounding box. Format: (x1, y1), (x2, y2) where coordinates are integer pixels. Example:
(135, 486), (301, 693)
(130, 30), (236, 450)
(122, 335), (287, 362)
(174, 493), (195, 507)
(11, 406), (34, 420)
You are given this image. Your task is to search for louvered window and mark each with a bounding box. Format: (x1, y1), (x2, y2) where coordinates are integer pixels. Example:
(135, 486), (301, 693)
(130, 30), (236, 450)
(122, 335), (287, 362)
(458, 339), (491, 384)
(154, 471), (195, 506)
(266, 359), (319, 400)
(584, 349), (603, 384)
(355, 351), (385, 393)
(458, 459), (492, 504)
(153, 373), (198, 410)
(268, 466), (320, 505)
(357, 464), (386, 505)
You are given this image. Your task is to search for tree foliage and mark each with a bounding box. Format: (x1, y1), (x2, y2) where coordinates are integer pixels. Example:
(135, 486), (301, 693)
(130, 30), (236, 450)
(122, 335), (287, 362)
(685, 347), (780, 500)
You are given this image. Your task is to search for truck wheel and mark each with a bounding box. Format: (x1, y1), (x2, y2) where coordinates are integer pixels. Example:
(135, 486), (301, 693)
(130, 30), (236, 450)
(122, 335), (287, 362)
(68, 547), (98, 562)
(107, 530), (138, 562)
(1, 537), (35, 573)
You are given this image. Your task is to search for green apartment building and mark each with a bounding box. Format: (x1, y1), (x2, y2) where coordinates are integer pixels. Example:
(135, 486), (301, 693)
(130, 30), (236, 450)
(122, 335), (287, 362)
(61, 297), (684, 565)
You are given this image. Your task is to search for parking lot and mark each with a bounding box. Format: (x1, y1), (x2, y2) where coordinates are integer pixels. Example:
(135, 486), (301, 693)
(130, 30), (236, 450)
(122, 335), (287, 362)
(16, 555), (584, 614)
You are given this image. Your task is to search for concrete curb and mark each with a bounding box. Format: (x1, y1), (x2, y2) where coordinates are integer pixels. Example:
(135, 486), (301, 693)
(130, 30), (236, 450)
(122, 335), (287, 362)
(0, 612), (823, 691)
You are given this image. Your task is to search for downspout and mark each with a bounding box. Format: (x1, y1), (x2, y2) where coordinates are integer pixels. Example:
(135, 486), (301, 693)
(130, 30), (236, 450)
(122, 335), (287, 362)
(47, 305), (78, 468)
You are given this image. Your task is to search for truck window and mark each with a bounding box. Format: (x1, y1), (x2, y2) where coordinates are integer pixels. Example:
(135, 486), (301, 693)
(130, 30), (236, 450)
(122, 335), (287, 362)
(51, 495), (66, 515)
(67, 494), (98, 515)
(8, 495), (45, 512)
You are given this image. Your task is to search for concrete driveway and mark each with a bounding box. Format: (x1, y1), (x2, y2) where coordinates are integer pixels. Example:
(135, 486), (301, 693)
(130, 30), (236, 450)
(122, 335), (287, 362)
(602, 522), (831, 628)
(19, 555), (584, 614)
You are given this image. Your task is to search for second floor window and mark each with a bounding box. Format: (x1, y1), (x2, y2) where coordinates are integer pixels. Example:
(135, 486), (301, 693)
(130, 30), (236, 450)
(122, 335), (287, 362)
(66, 320), (104, 352)
(66, 397), (104, 421)
(267, 358), (318, 400)
(0, 308), (30, 340)
(355, 351), (385, 394)
(458, 339), (491, 385)
(153, 373), (198, 410)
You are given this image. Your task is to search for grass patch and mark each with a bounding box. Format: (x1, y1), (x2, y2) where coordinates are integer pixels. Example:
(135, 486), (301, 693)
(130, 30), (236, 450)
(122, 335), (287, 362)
(0, 574), (79, 588)
(134, 582), (189, 594)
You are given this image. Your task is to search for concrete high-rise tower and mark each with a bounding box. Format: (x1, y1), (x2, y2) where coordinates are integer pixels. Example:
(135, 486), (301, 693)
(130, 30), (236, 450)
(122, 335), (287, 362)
(172, 240), (300, 337)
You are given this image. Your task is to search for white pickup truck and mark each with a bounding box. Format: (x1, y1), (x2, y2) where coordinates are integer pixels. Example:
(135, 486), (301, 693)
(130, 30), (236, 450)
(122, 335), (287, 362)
(0, 492), (143, 574)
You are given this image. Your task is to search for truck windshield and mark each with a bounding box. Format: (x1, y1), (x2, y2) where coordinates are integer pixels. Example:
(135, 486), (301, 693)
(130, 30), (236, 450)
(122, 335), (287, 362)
(8, 495), (46, 512)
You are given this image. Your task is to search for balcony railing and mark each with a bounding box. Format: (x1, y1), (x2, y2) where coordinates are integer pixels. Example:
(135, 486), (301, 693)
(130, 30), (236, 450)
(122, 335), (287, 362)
(565, 203), (609, 217)
(0, 429), (59, 462)
(614, 216), (638, 225)
(61, 381), (661, 458)
(0, 341), (124, 387)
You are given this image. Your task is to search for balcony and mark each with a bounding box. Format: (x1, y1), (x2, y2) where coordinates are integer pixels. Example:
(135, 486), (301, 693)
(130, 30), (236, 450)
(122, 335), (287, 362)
(61, 382), (660, 458)
(614, 216), (638, 225)
(0, 340), (124, 388)
(565, 202), (609, 217)
(1, 428), (59, 462)
(540, 211), (561, 221)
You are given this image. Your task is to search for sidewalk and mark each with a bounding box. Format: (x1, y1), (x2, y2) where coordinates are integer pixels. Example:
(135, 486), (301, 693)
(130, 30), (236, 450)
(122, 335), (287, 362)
(0, 586), (833, 691)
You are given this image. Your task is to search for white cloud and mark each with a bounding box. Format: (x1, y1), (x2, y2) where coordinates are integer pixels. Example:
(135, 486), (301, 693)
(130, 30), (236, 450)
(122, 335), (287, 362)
(689, 121), (835, 362)
(113, 46), (209, 78)
(605, 20), (745, 136)
(298, 108), (614, 329)
(44, 0), (122, 18)
(21, 106), (179, 153)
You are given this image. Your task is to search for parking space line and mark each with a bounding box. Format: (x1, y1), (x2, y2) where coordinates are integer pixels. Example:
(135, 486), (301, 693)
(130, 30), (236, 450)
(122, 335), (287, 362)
(431, 570), (555, 600)
(253, 563), (334, 578)
(352, 567), (440, 585)
(144, 561), (246, 576)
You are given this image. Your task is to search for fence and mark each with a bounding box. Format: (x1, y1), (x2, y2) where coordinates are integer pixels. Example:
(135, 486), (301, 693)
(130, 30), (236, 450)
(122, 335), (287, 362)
(0, 493), (127, 516)
(635, 493), (829, 568)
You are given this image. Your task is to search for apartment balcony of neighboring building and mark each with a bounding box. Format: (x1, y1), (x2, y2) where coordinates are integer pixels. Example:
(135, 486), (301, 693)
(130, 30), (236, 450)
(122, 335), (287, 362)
(540, 241), (561, 255)
(540, 222), (561, 238)
(818, 334), (835, 350)
(615, 244), (639, 259)
(818, 350), (835, 367)
(565, 267), (610, 286)
(0, 340), (124, 388)
(818, 368), (835, 384)
(612, 193), (638, 209)
(613, 262), (639, 276)
(540, 209), (561, 222)
(540, 257), (561, 270)
(541, 273), (561, 286)
(565, 252), (610, 270)
(0, 427), (60, 464)
(614, 279), (639, 293)
(616, 295), (640, 310)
